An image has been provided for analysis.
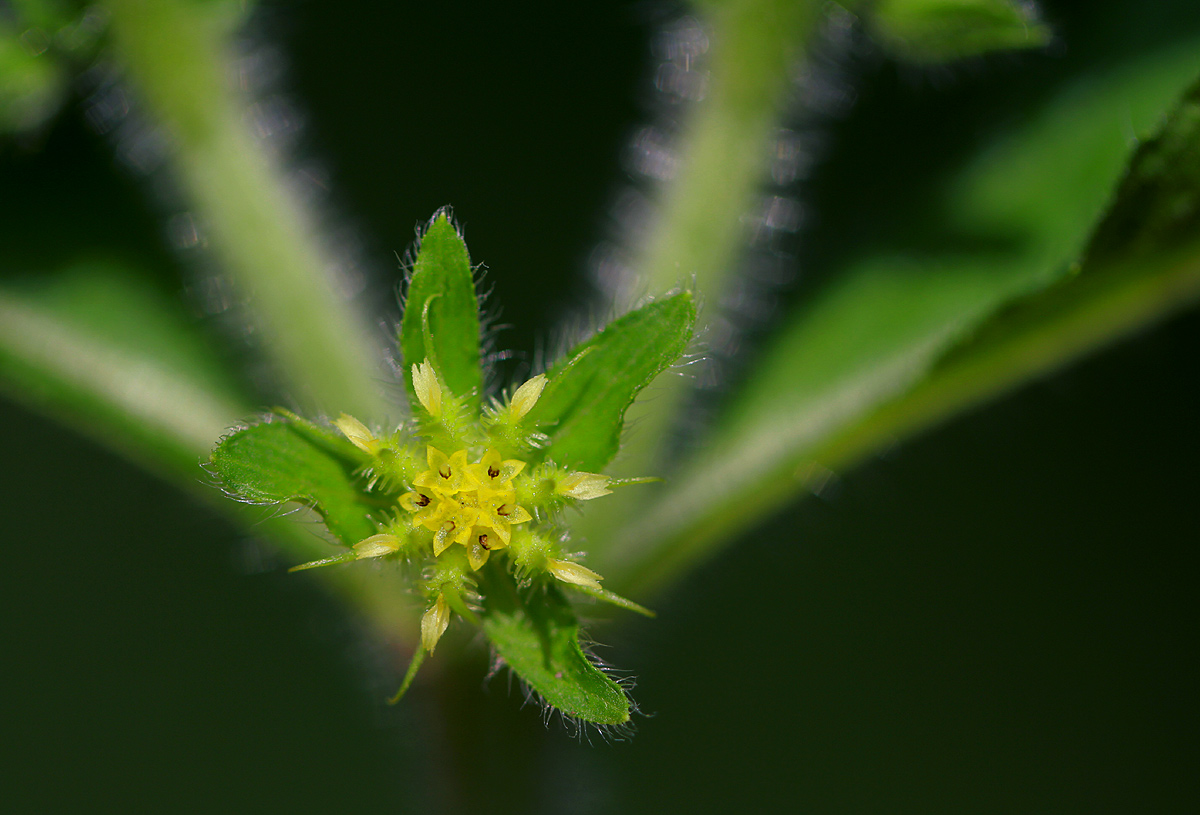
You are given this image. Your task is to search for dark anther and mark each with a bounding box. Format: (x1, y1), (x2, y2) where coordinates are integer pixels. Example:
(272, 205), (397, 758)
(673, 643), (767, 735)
(439, 466), (451, 479)
(497, 505), (511, 517)
(416, 493), (431, 507)
(478, 534), (490, 549)
(488, 465), (500, 479)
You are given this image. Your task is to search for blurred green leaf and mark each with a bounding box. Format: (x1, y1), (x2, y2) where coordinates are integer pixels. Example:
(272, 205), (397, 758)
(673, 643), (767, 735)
(0, 261), (250, 474)
(400, 211), (483, 410)
(869, 72), (1200, 444)
(529, 291), (696, 471)
(208, 415), (380, 547)
(480, 570), (631, 726)
(599, 43), (1200, 593)
(0, 262), (415, 638)
(0, 17), (67, 134)
(1082, 78), (1200, 268)
(866, 0), (1051, 64)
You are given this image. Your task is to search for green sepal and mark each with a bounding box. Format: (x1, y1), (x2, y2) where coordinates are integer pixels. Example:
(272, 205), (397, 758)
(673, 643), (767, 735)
(570, 584), (656, 618)
(207, 414), (381, 547)
(400, 210), (483, 410)
(388, 646), (427, 705)
(479, 567), (631, 726)
(866, 0), (1051, 64)
(528, 291), (696, 471)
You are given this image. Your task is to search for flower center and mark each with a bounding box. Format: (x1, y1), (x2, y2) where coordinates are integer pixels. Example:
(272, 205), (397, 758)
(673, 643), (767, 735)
(400, 446), (532, 569)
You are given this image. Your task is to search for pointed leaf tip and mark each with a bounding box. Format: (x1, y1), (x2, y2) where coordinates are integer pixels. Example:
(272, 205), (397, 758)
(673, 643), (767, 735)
(480, 571), (631, 725)
(400, 210), (483, 409)
(529, 291), (696, 471)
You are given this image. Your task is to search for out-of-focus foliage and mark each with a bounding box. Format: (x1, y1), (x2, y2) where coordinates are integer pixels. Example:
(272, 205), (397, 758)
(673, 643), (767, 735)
(2, 0), (1200, 808)
(866, 0), (1051, 63)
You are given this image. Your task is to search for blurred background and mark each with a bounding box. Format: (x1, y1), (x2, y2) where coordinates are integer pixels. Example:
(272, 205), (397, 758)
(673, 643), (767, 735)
(2, 0), (1198, 811)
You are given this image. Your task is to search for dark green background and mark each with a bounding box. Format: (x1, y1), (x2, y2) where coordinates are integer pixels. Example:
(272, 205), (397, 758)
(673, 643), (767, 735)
(2, 1), (1198, 811)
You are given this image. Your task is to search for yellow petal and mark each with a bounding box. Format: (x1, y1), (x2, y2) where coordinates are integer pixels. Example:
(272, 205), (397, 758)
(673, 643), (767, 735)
(421, 445), (468, 493)
(466, 538), (490, 570)
(475, 526), (507, 551)
(503, 504), (532, 525)
(477, 519), (510, 546)
(425, 444), (448, 472)
(420, 594), (450, 653)
(432, 524), (455, 556)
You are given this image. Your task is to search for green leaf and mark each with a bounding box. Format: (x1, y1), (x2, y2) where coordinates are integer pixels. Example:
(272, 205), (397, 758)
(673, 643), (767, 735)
(0, 262), (417, 639)
(0, 261), (251, 476)
(597, 44), (1200, 594)
(208, 416), (380, 547)
(479, 569), (631, 726)
(1081, 78), (1200, 270)
(400, 210), (482, 408)
(872, 71), (1200, 445)
(0, 18), (67, 135)
(866, 0), (1051, 64)
(529, 291), (696, 471)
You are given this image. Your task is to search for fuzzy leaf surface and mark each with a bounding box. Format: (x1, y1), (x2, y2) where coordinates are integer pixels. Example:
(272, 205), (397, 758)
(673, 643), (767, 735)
(866, 0), (1050, 63)
(208, 416), (379, 547)
(480, 570), (630, 726)
(529, 291), (696, 471)
(400, 211), (482, 409)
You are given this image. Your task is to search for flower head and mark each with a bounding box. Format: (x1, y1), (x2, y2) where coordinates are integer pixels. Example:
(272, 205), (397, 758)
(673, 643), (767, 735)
(213, 214), (696, 721)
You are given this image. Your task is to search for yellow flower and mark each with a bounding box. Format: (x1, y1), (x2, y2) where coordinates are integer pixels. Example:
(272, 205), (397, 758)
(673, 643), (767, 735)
(466, 448), (525, 496)
(414, 446), (471, 495)
(401, 445), (533, 569)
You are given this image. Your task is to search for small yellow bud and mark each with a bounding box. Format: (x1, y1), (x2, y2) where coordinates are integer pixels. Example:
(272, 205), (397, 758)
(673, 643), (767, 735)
(547, 559), (604, 590)
(411, 359), (442, 417)
(556, 472), (612, 500)
(334, 413), (379, 454)
(421, 593), (451, 653)
(508, 373), (547, 421)
(353, 533), (403, 560)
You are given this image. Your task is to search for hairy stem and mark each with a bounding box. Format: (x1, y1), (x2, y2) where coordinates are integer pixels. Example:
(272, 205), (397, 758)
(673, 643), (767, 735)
(102, 0), (389, 422)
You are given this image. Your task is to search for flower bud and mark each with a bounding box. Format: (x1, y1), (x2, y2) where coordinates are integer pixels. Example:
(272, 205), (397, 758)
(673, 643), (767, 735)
(508, 373), (547, 422)
(547, 558), (603, 590)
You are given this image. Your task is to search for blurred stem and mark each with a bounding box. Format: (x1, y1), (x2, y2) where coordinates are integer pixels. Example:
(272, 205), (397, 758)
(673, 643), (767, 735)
(101, 0), (389, 422)
(605, 241), (1200, 596)
(0, 288), (242, 468)
(638, 0), (820, 300)
(0, 288), (414, 643)
(583, 0), (821, 548)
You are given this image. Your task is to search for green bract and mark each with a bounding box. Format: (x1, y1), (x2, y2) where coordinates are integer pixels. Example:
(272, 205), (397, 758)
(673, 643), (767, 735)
(208, 210), (696, 726)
